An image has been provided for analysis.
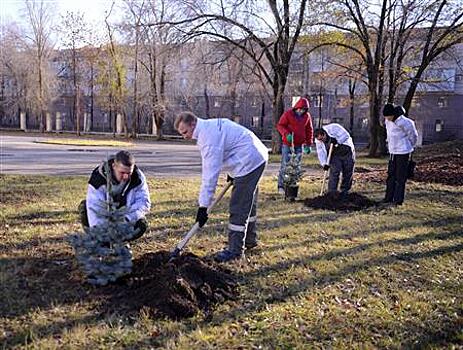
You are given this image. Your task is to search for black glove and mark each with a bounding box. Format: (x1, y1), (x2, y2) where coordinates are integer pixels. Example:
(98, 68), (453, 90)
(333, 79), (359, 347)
(330, 137), (338, 146)
(226, 174), (234, 183)
(195, 207), (208, 228)
(323, 164), (330, 171)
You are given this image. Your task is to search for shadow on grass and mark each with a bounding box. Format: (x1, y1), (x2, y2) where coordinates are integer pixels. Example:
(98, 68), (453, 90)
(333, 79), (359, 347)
(258, 214), (463, 255)
(216, 233), (463, 340)
(2, 224), (461, 348)
(407, 317), (463, 349)
(5, 210), (73, 228)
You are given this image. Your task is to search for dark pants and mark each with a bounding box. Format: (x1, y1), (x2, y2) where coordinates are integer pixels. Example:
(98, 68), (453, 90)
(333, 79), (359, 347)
(228, 162), (266, 255)
(78, 200), (147, 241)
(385, 154), (409, 205)
(328, 153), (355, 194)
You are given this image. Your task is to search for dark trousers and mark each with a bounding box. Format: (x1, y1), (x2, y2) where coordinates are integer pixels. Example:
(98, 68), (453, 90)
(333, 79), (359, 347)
(385, 154), (410, 205)
(228, 162), (266, 254)
(328, 153), (355, 194)
(78, 200), (147, 241)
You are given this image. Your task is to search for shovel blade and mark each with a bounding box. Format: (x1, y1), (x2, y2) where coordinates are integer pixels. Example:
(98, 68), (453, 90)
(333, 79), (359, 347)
(168, 247), (181, 262)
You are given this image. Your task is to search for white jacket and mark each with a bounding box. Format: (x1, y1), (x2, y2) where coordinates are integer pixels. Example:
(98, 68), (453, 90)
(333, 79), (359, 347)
(385, 115), (418, 154)
(86, 164), (151, 227)
(315, 123), (355, 166)
(193, 118), (268, 207)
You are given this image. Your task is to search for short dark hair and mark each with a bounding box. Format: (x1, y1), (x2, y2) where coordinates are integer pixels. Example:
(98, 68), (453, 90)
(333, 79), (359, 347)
(174, 111), (197, 129)
(314, 128), (326, 138)
(115, 150), (135, 167)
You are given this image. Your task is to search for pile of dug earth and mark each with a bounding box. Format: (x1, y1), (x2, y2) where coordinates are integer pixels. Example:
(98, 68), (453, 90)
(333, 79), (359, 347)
(94, 251), (238, 319)
(356, 152), (463, 186)
(304, 192), (378, 211)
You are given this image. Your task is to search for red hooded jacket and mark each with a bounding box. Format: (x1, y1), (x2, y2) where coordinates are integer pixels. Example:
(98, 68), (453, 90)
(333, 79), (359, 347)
(277, 97), (314, 147)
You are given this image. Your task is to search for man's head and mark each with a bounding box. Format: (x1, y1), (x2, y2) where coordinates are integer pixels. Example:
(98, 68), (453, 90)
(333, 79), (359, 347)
(174, 111), (197, 139)
(383, 103), (396, 121)
(314, 128), (327, 142)
(112, 150), (135, 183)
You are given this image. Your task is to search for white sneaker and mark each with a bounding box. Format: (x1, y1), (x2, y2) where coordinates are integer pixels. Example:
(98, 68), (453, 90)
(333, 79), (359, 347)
(278, 187), (285, 195)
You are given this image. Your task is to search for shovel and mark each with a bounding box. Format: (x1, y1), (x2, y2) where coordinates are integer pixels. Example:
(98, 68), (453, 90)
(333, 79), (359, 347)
(320, 143), (334, 196)
(169, 181), (233, 261)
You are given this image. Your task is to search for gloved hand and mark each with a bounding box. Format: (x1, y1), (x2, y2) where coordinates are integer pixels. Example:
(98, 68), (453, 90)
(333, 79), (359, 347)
(195, 207), (208, 228)
(330, 137), (338, 146)
(303, 145), (312, 154)
(323, 164), (330, 171)
(286, 133), (293, 144)
(226, 174), (234, 183)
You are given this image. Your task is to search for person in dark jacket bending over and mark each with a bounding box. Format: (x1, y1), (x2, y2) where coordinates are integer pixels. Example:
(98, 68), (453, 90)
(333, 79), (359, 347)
(276, 97), (314, 194)
(314, 123), (356, 197)
(382, 103), (418, 205)
(79, 150), (151, 240)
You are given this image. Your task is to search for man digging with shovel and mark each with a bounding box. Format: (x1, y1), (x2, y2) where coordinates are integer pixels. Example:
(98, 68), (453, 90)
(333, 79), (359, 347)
(315, 124), (355, 198)
(174, 112), (268, 263)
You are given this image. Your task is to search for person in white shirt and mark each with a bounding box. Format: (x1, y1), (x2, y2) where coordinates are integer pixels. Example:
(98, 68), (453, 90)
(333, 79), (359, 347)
(79, 150), (151, 240)
(314, 123), (356, 197)
(382, 104), (418, 205)
(174, 112), (268, 262)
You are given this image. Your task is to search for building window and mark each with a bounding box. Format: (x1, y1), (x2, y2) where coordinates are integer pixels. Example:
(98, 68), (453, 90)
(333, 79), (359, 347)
(361, 118), (368, 128)
(251, 116), (260, 128)
(312, 95), (324, 107)
(435, 119), (444, 132)
(456, 74), (463, 82)
(437, 97), (448, 108)
(214, 99), (221, 108)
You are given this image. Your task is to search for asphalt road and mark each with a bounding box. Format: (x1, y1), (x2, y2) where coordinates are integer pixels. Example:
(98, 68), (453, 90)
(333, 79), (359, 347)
(1, 134), (292, 178)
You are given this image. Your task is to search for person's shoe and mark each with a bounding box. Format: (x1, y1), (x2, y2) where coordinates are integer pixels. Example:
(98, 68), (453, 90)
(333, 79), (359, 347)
(278, 187), (285, 195)
(214, 249), (243, 263)
(245, 241), (258, 250)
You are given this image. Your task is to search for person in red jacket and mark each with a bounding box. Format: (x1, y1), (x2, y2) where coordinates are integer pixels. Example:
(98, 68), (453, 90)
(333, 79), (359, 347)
(276, 97), (314, 193)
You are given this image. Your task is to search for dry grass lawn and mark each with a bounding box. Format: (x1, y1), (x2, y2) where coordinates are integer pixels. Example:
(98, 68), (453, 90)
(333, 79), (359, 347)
(0, 174), (462, 349)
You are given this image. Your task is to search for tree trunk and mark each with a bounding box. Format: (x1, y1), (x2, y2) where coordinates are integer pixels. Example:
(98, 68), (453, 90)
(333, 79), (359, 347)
(75, 88), (81, 136)
(155, 111), (164, 140)
(368, 93), (379, 156)
(271, 85), (285, 154)
(204, 86), (210, 118)
(90, 64), (94, 130)
(131, 25), (140, 139)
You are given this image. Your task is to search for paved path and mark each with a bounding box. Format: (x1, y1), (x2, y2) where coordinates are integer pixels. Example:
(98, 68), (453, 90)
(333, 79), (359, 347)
(1, 134), (320, 178)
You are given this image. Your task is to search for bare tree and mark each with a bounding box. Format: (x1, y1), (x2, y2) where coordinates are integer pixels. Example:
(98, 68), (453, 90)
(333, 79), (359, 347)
(313, 0), (463, 155)
(58, 11), (90, 135)
(148, 0), (308, 152)
(103, 3), (129, 137)
(24, 0), (56, 132)
(0, 23), (31, 123)
(122, 0), (145, 137)
(135, 0), (180, 139)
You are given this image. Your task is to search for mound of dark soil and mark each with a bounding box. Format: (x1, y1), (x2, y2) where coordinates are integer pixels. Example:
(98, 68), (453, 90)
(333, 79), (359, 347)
(304, 192), (378, 211)
(413, 154), (463, 186)
(96, 251), (238, 319)
(355, 154), (462, 186)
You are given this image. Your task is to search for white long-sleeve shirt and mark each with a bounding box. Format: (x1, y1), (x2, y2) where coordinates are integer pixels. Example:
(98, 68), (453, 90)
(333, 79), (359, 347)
(385, 115), (418, 154)
(193, 118), (268, 207)
(86, 165), (151, 227)
(315, 123), (355, 166)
